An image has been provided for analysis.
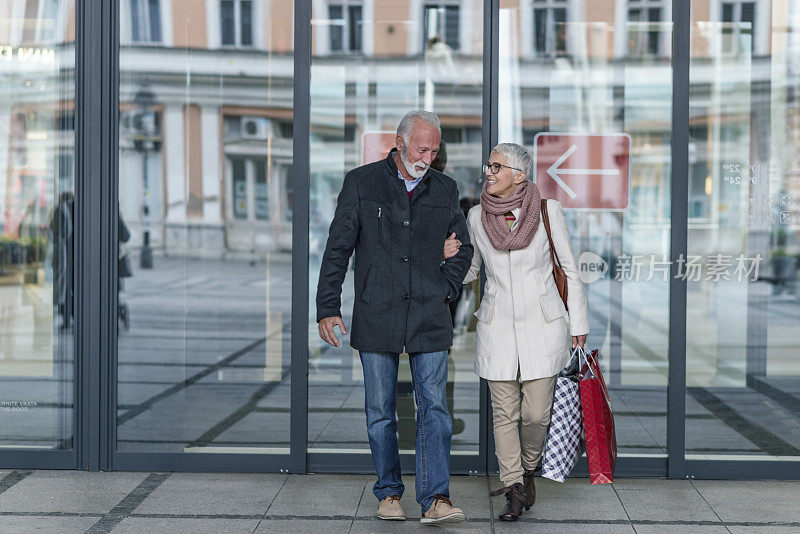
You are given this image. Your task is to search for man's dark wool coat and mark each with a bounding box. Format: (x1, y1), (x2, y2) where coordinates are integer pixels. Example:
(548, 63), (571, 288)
(316, 149), (474, 354)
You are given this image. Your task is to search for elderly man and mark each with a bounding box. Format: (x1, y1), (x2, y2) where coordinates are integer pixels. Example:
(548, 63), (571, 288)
(316, 110), (473, 524)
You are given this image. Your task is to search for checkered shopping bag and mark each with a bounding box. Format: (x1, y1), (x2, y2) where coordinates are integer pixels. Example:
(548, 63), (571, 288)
(541, 348), (584, 483)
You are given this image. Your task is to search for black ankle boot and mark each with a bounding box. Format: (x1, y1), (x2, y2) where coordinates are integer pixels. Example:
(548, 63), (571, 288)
(491, 482), (528, 521)
(523, 469), (536, 508)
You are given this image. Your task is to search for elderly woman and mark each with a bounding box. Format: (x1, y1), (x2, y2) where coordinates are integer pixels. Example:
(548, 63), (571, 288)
(445, 143), (589, 521)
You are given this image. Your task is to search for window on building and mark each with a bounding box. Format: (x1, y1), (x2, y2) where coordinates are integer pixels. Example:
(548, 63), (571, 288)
(221, 0), (254, 47)
(21, 0), (63, 43)
(40, 0), (61, 41)
(254, 159), (269, 221)
(329, 1), (363, 53)
(231, 158), (248, 219)
(532, 0), (567, 56)
(721, 1), (755, 56)
(424, 2), (460, 51)
(130, 0), (162, 43)
(284, 165), (293, 221)
(627, 0), (663, 56)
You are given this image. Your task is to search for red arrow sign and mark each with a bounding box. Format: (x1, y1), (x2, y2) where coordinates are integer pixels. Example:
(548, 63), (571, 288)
(534, 133), (630, 209)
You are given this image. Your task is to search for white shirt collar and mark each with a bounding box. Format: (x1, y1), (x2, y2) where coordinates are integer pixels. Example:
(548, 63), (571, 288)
(397, 170), (424, 192)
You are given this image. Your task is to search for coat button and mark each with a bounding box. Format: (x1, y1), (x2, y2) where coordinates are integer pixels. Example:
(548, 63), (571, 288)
(403, 293), (410, 300)
(403, 220), (410, 227)
(403, 256), (409, 262)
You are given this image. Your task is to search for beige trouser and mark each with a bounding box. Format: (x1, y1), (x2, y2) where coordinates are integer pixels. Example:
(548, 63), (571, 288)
(488, 374), (558, 486)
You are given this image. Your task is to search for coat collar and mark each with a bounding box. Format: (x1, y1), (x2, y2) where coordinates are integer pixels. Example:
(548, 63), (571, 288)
(386, 148), (433, 204)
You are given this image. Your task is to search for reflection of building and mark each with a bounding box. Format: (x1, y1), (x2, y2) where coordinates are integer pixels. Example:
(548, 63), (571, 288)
(0, 0), (75, 238)
(2, 1), (798, 260)
(119, 0), (295, 257)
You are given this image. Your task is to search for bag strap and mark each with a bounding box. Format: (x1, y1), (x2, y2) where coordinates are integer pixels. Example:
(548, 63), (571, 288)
(540, 199), (563, 271)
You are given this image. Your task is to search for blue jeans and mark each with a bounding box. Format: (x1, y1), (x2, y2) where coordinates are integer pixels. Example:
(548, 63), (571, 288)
(359, 350), (452, 512)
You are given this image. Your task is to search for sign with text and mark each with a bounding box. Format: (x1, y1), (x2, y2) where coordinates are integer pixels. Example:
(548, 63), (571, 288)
(534, 133), (630, 209)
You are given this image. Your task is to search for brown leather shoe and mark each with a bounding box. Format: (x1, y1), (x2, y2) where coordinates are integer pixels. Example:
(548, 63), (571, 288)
(491, 482), (528, 521)
(420, 495), (466, 524)
(378, 495), (405, 521)
(523, 469), (536, 508)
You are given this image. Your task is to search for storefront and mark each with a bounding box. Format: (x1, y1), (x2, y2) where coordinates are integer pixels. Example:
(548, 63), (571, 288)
(1, 0), (799, 478)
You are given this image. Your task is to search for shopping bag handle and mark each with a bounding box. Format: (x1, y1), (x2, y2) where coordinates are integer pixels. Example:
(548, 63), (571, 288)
(580, 347), (613, 407)
(576, 346), (594, 379)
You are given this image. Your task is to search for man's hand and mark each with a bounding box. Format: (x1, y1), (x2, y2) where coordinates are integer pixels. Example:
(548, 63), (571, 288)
(442, 232), (461, 260)
(572, 334), (587, 349)
(318, 316), (348, 347)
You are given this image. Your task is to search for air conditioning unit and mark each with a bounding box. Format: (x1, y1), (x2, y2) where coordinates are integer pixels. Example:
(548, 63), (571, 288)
(241, 117), (270, 140)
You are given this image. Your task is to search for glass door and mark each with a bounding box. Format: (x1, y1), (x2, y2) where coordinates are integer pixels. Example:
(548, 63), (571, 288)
(307, 0), (487, 472)
(497, 0), (674, 472)
(0, 0), (77, 467)
(112, 0), (296, 470)
(685, 0), (800, 468)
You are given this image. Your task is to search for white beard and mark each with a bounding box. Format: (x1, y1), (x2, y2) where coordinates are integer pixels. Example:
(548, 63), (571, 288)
(401, 148), (429, 179)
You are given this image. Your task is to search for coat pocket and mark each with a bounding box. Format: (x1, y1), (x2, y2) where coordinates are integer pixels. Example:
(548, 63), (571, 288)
(540, 293), (567, 322)
(420, 200), (449, 234)
(361, 199), (387, 245)
(474, 295), (495, 323)
(360, 265), (376, 304)
(474, 296), (494, 357)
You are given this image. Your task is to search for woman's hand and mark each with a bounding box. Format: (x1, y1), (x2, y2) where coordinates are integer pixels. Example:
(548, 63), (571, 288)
(442, 232), (461, 260)
(572, 334), (587, 349)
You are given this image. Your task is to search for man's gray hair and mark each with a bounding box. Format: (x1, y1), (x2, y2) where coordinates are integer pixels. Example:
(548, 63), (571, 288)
(397, 110), (441, 140)
(492, 142), (533, 179)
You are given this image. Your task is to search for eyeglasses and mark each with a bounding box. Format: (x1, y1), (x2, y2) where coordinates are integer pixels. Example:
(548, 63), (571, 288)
(482, 161), (523, 175)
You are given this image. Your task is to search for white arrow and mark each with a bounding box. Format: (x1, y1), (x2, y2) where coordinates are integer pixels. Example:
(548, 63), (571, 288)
(546, 144), (620, 199)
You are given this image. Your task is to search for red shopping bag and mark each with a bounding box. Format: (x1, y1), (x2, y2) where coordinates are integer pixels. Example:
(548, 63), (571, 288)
(579, 348), (617, 484)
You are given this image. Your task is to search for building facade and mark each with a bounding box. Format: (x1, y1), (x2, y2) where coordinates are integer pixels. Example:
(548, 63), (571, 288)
(1, 0), (799, 477)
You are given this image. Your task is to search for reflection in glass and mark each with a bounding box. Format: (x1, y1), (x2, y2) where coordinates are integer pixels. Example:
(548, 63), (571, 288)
(499, 0), (672, 456)
(308, 2), (484, 454)
(116, 0), (293, 453)
(686, 0), (800, 459)
(0, 0), (75, 450)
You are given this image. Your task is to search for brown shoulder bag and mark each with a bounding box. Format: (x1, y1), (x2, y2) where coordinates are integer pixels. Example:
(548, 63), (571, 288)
(540, 199), (569, 311)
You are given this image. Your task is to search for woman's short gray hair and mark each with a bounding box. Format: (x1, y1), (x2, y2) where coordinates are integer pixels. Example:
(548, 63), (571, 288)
(492, 142), (533, 179)
(397, 110), (441, 140)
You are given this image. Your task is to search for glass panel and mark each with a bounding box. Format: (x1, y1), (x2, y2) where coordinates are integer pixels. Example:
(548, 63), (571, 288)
(232, 158), (248, 219)
(686, 0), (800, 460)
(309, 2), (483, 455)
(41, 0), (61, 42)
(499, 0), (672, 457)
(444, 6), (460, 50)
(348, 6), (362, 52)
(117, 0), (293, 454)
(423, 4), (460, 51)
(22, 0), (38, 43)
(131, 0), (143, 42)
(254, 159), (268, 221)
(647, 8), (661, 55)
(240, 0), (252, 46)
(148, 0), (162, 43)
(0, 0), (75, 450)
(329, 5), (344, 52)
(534, 9), (547, 53)
(741, 3), (754, 53)
(220, 0), (235, 46)
(553, 8), (566, 54)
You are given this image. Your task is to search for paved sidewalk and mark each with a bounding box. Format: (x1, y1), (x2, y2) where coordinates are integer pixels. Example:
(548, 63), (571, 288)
(0, 471), (799, 533)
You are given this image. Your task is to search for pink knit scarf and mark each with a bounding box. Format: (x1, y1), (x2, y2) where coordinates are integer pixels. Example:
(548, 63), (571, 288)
(480, 180), (542, 250)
